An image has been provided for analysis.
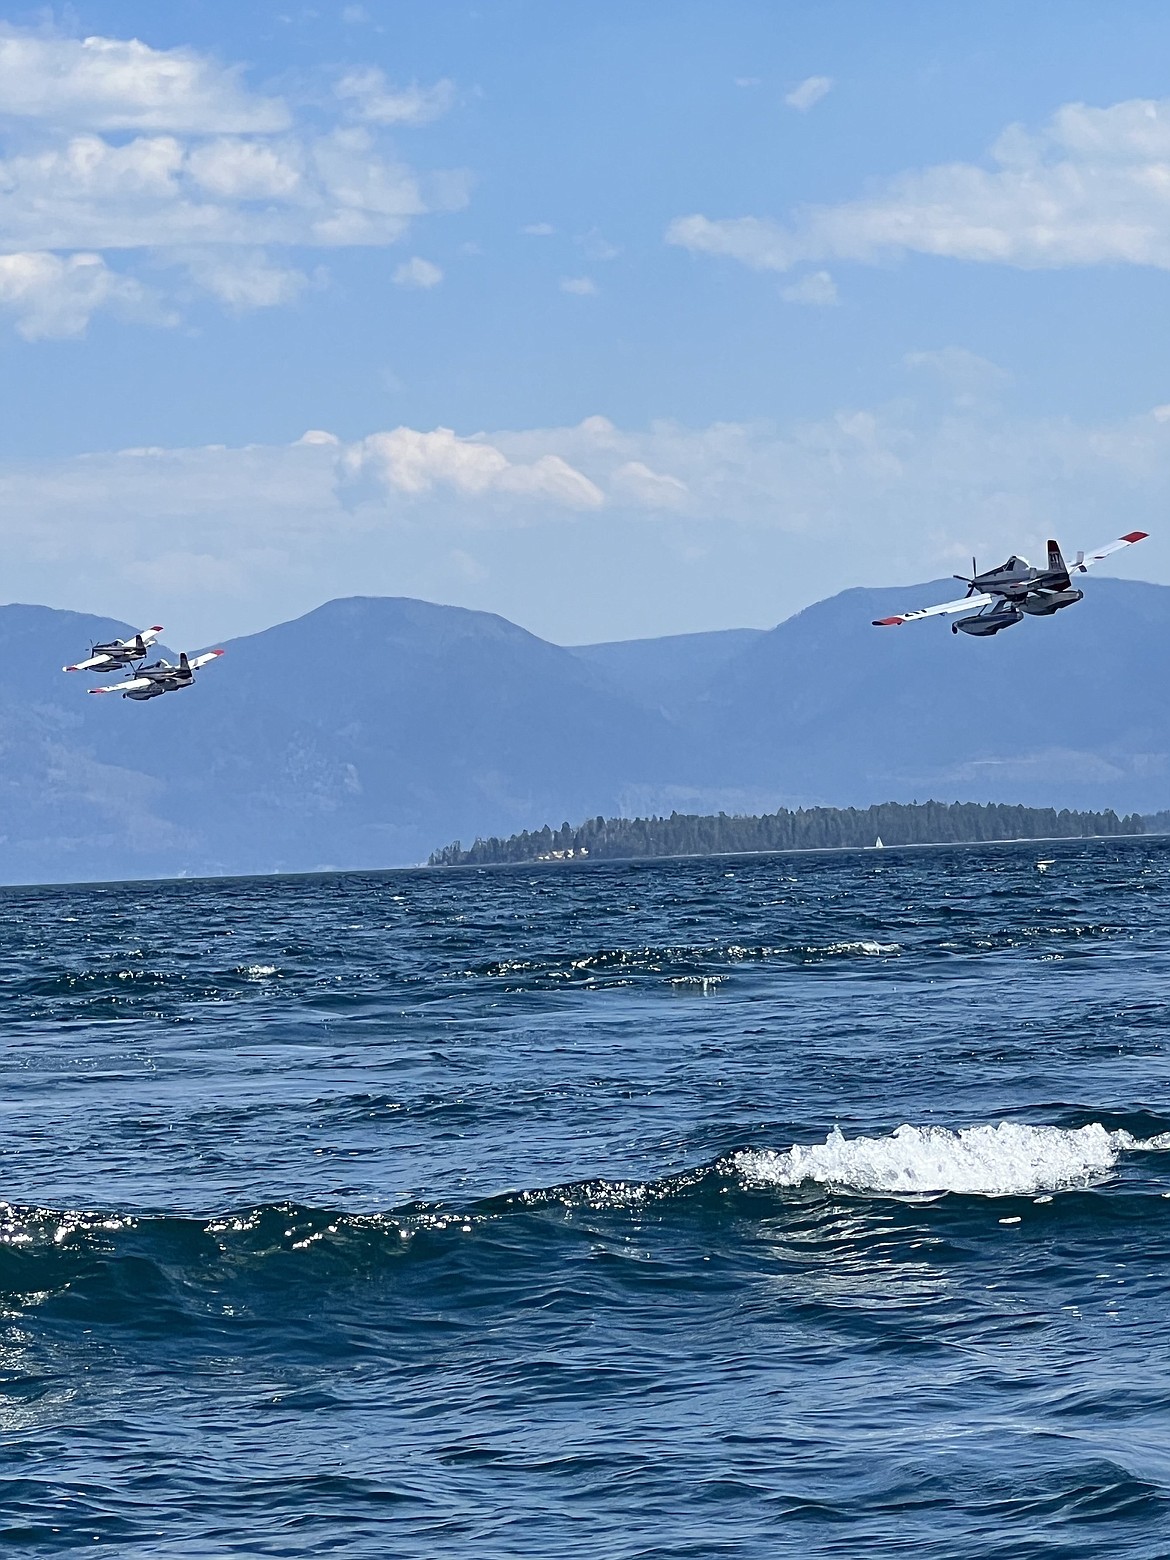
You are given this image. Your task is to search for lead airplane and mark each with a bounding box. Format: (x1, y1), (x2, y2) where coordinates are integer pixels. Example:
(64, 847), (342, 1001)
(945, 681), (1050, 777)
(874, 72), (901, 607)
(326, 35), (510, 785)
(872, 532), (1148, 636)
(88, 649), (224, 701)
(64, 624), (164, 673)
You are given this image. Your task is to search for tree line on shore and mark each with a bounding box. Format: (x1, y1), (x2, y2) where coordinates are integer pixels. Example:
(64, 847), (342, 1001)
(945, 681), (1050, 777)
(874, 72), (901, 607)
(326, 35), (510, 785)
(429, 801), (1147, 866)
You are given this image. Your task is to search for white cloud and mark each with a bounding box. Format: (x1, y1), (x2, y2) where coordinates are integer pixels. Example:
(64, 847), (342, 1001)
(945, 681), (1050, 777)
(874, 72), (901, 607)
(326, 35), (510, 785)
(341, 427), (605, 509)
(179, 248), (309, 310)
(0, 128), (448, 253)
(0, 395), (1167, 646)
(785, 76), (832, 112)
(780, 269), (838, 306)
(0, 24), (466, 337)
(522, 222), (555, 236)
(0, 25), (288, 132)
(449, 547), (488, 582)
(393, 256), (443, 288)
(0, 251), (167, 338)
(335, 68), (455, 126)
(669, 95), (1170, 275)
(186, 136), (303, 199)
(734, 77), (761, 89)
(560, 276), (597, 295)
(611, 461), (689, 509)
(904, 347), (1010, 397)
(578, 228), (620, 261)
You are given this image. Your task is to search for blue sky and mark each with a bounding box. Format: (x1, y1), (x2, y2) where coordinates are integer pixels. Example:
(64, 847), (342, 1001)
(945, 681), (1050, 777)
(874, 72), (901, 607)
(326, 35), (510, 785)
(1, 1), (1169, 646)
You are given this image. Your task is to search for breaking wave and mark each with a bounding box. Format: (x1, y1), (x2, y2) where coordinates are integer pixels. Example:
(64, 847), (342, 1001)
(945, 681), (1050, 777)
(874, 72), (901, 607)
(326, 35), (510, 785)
(735, 1121), (1170, 1197)
(1, 1122), (1167, 1275)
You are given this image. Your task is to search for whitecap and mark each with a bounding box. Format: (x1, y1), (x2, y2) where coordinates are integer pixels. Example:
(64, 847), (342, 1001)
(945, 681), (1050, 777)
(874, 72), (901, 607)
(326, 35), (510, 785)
(734, 1121), (1156, 1197)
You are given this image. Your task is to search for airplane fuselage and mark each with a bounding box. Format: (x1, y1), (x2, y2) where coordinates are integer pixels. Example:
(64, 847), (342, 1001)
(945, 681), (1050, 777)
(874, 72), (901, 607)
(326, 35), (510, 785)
(124, 675), (192, 699)
(122, 658), (196, 698)
(972, 563), (1071, 599)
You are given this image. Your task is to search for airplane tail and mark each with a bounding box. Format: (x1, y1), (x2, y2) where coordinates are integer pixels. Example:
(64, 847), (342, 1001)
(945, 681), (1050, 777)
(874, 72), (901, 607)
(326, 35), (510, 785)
(133, 635), (146, 656)
(1046, 539), (1071, 582)
(179, 652), (190, 672)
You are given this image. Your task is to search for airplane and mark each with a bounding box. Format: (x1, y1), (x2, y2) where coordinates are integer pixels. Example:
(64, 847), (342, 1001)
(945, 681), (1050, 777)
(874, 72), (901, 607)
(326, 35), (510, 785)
(88, 649), (224, 701)
(872, 532), (1148, 636)
(64, 625), (164, 673)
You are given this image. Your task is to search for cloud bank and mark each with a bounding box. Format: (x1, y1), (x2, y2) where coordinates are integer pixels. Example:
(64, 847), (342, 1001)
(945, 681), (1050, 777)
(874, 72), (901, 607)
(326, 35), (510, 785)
(668, 96), (1170, 274)
(0, 23), (464, 337)
(3, 384), (1167, 645)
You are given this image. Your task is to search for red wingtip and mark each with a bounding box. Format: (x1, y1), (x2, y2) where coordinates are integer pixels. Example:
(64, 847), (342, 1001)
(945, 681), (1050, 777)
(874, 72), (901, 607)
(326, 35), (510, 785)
(87, 688), (109, 696)
(1121, 531), (1148, 544)
(64, 664), (79, 672)
(211, 648), (225, 656)
(872, 616), (904, 626)
(150, 625), (164, 632)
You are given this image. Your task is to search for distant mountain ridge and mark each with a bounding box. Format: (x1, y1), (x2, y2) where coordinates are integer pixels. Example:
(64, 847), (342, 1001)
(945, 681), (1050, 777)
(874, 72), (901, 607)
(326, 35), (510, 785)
(0, 579), (1167, 883)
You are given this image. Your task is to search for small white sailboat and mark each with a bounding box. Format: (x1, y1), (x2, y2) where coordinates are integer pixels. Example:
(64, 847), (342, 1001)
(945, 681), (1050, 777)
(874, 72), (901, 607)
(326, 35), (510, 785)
(867, 836), (885, 849)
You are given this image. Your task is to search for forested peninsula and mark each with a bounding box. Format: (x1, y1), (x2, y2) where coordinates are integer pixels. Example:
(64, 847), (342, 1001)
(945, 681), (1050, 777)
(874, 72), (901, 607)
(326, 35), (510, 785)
(429, 802), (1145, 867)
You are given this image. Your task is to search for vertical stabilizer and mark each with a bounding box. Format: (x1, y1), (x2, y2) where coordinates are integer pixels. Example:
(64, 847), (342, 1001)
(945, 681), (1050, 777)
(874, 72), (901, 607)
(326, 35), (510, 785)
(1046, 539), (1069, 578)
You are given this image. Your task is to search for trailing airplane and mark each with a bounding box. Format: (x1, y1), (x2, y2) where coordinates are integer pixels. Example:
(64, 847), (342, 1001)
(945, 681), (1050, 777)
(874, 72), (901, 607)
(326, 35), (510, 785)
(88, 650), (224, 701)
(872, 532), (1148, 636)
(64, 625), (164, 673)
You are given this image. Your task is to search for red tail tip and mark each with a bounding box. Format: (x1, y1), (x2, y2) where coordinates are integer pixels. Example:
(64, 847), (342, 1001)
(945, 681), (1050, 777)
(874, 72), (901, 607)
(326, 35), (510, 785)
(872, 616), (904, 626)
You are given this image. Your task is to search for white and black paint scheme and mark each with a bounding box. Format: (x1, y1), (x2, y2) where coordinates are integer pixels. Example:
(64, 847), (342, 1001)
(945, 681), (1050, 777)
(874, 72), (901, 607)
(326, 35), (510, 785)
(872, 533), (1148, 637)
(63, 625), (164, 674)
(88, 650), (225, 701)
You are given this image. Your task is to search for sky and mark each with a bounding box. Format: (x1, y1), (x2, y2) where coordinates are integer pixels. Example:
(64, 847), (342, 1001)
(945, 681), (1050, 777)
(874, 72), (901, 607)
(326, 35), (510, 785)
(2, 0), (1170, 648)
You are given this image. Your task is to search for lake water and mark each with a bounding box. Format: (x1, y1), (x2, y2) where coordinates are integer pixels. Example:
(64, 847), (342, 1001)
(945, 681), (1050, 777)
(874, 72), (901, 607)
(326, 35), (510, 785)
(2, 838), (1169, 1555)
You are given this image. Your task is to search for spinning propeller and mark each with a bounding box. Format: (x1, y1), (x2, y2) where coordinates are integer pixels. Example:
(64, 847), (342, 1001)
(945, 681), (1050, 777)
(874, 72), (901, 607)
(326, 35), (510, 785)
(953, 556), (980, 596)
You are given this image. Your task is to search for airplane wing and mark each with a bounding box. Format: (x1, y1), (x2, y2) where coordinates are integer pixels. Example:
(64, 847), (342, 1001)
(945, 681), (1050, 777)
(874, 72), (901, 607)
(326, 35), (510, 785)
(63, 652), (114, 672)
(873, 593), (993, 627)
(188, 649), (225, 670)
(89, 677), (152, 696)
(1071, 531), (1148, 572)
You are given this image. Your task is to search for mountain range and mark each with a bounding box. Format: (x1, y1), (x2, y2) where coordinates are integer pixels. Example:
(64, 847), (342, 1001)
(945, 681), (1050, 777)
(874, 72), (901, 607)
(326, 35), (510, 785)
(1, 578), (1166, 883)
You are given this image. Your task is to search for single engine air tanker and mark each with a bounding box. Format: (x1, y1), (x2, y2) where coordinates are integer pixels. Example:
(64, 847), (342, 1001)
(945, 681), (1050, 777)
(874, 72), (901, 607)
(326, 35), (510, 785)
(88, 650), (224, 701)
(872, 532), (1147, 636)
(64, 625), (164, 673)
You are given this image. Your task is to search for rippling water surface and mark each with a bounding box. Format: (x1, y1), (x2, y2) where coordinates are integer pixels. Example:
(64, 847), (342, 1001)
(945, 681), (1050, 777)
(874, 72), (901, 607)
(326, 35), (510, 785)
(3, 838), (1170, 1556)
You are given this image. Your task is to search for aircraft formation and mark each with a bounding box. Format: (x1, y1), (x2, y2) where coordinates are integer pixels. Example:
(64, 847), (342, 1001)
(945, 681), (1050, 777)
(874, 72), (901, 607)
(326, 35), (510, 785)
(63, 626), (224, 701)
(872, 531), (1148, 636)
(54, 529), (1150, 700)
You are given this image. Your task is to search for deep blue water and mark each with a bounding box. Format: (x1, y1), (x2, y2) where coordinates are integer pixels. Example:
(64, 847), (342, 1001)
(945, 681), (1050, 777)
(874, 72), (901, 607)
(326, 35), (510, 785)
(2, 838), (1170, 1556)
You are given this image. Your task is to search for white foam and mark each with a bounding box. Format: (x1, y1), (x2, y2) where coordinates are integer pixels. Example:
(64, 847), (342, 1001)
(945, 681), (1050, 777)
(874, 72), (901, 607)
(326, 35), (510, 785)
(734, 1121), (1155, 1197)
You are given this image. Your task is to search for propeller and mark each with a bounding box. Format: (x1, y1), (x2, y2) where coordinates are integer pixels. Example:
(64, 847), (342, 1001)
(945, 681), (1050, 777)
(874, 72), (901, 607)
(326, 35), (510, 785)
(952, 556), (980, 596)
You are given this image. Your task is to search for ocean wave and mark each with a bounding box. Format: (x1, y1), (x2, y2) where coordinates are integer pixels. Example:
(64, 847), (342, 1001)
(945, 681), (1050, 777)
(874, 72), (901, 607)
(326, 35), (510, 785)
(1, 1121), (1168, 1273)
(734, 1121), (1170, 1197)
(461, 938), (902, 987)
